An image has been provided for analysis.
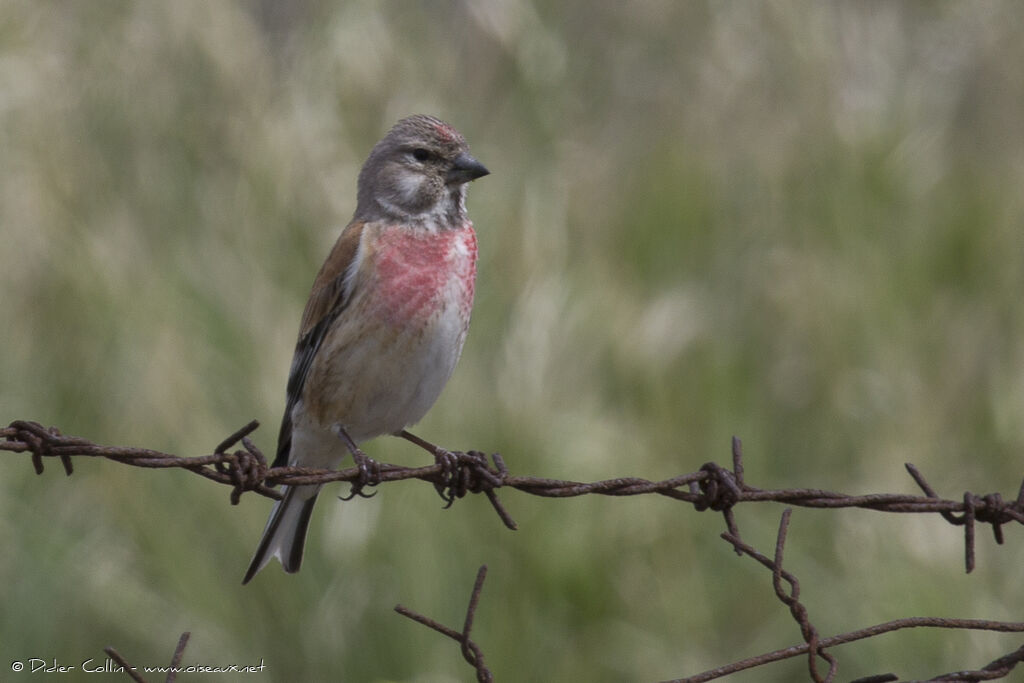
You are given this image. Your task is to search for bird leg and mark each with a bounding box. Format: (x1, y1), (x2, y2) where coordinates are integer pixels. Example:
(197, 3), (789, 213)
(398, 429), (459, 468)
(333, 424), (380, 500)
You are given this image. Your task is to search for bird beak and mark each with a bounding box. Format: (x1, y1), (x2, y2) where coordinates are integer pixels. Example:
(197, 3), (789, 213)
(447, 153), (490, 185)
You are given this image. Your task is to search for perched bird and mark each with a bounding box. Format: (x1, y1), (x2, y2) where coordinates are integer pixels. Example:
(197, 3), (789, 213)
(243, 115), (488, 583)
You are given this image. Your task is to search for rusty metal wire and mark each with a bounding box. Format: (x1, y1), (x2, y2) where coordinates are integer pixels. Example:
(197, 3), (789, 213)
(5, 418), (1024, 681)
(4, 421), (1022, 570)
(104, 631), (191, 683)
(387, 512), (1024, 683)
(395, 565), (493, 682)
(671, 510), (1024, 682)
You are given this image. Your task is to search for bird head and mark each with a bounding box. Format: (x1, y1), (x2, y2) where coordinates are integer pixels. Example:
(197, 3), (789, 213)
(356, 115), (489, 226)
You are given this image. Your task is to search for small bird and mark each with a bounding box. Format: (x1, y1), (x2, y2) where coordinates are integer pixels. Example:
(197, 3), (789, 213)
(243, 115), (489, 583)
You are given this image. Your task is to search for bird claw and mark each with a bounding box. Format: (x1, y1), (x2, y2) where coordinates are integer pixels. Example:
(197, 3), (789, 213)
(339, 450), (381, 500)
(433, 448), (460, 506)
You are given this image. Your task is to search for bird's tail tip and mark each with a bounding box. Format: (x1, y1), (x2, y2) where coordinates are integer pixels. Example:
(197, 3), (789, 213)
(241, 486), (318, 584)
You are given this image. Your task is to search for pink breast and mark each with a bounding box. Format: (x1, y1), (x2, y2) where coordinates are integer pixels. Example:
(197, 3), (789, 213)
(372, 225), (477, 325)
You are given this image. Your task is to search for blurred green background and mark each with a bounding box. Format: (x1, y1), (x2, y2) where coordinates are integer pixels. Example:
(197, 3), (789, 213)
(2, 1), (1023, 681)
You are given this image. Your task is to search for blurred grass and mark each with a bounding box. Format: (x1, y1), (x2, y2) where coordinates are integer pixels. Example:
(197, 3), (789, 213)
(2, 1), (1024, 681)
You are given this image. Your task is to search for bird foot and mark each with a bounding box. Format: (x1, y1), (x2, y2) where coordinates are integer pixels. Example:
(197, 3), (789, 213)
(339, 449), (380, 500)
(431, 446), (461, 505)
(398, 430), (473, 506)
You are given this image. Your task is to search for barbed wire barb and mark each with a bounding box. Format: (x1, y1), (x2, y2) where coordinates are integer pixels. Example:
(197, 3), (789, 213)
(395, 565), (493, 682)
(104, 631), (191, 683)
(710, 509), (836, 682)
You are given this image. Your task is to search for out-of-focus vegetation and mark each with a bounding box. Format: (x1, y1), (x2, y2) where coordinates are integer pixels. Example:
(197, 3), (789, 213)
(2, 2), (1024, 680)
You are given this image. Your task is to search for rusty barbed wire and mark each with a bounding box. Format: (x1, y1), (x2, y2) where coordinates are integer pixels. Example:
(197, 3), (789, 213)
(670, 510), (1024, 682)
(105, 631), (191, 683)
(4, 420), (1022, 570)
(5, 418), (1024, 680)
(389, 515), (1024, 683)
(395, 565), (493, 682)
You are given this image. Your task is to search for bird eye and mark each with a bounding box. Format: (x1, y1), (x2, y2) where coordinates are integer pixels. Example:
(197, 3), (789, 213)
(411, 148), (431, 162)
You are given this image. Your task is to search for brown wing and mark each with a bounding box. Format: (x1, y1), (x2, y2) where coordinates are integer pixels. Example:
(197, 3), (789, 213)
(274, 220), (367, 467)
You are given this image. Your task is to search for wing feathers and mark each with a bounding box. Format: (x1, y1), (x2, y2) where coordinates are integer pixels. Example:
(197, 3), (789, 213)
(273, 221), (367, 468)
(299, 221), (367, 338)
